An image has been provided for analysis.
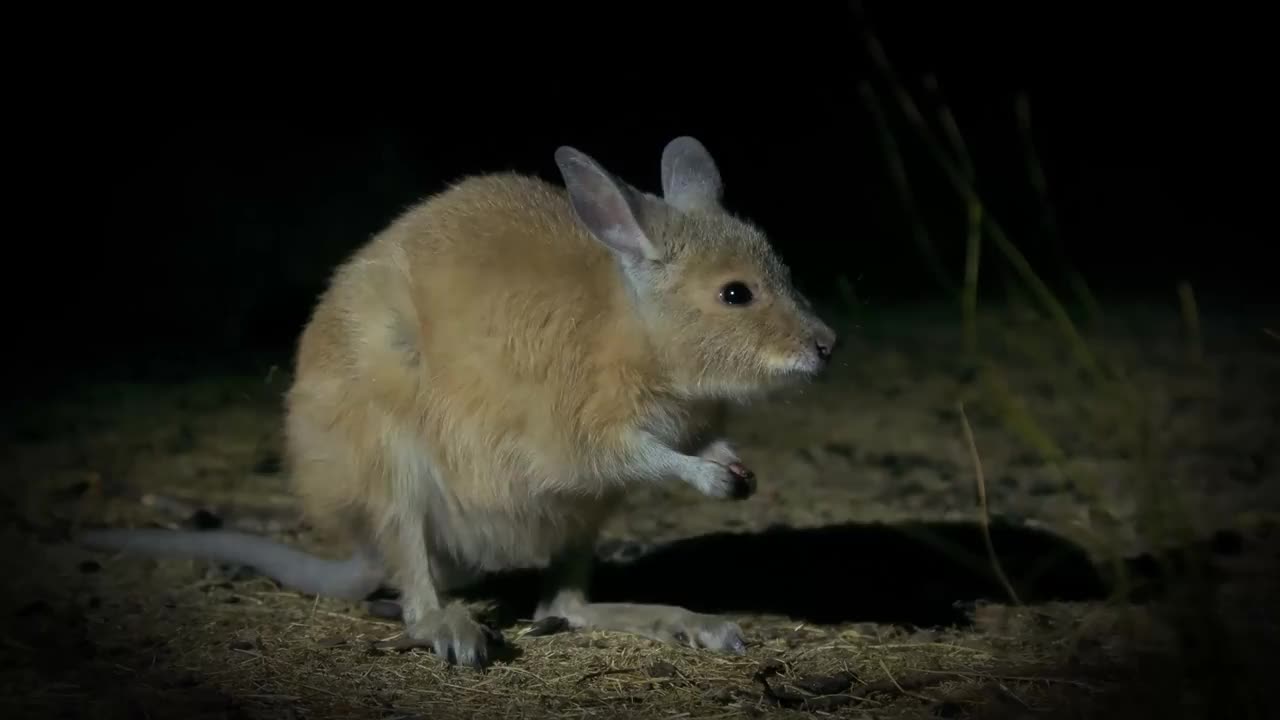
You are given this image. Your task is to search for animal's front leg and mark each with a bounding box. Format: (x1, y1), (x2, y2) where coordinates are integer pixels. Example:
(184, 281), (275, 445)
(695, 438), (755, 494)
(633, 432), (755, 500)
(534, 543), (747, 654)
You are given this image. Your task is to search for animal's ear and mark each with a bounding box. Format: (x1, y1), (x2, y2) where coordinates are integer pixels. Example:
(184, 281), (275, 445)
(555, 146), (661, 264)
(660, 136), (723, 212)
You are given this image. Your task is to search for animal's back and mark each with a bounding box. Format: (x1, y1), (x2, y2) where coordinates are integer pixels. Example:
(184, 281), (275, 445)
(285, 172), (668, 566)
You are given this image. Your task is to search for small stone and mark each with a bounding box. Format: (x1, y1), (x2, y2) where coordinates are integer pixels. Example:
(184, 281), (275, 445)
(647, 661), (678, 678)
(756, 658), (786, 677)
(793, 671), (857, 695)
(523, 616), (570, 637)
(230, 630), (259, 651)
(707, 687), (736, 704)
(189, 509), (223, 530)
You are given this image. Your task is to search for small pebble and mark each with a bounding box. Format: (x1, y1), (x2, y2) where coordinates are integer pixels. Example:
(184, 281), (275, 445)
(647, 661), (678, 678)
(523, 615), (570, 637)
(707, 688), (736, 704)
(793, 671), (857, 695)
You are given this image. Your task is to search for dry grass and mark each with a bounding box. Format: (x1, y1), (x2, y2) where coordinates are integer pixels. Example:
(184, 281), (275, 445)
(3, 298), (1278, 719)
(845, 16), (1280, 718)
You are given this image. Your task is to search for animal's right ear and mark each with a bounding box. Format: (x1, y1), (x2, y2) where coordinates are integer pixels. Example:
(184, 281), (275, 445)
(661, 136), (723, 212)
(555, 146), (661, 265)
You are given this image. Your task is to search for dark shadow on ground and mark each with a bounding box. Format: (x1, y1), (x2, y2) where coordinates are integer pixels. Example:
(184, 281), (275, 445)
(12, 515), (1240, 719)
(440, 517), (1204, 631)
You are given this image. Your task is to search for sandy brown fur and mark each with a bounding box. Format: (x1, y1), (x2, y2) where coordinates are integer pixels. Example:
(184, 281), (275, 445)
(285, 166), (787, 559)
(288, 174), (693, 567)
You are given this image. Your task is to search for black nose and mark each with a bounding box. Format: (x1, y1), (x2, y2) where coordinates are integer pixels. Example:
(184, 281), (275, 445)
(815, 331), (836, 362)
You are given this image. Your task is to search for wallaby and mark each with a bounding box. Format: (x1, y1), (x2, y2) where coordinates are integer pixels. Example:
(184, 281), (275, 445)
(81, 135), (838, 667)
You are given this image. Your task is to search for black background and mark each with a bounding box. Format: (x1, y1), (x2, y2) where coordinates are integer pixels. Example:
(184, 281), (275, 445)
(11, 2), (1275, 393)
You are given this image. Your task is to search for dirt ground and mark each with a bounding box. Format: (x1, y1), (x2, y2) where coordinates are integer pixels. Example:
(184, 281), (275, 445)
(3, 299), (1278, 719)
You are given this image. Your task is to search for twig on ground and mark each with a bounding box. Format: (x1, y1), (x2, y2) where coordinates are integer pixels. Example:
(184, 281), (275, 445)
(958, 401), (1023, 605)
(753, 660), (944, 712)
(878, 658), (939, 703)
(912, 667), (1105, 692)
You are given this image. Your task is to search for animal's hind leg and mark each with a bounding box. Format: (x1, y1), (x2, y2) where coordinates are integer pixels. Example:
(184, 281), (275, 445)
(371, 507), (502, 666)
(534, 542), (746, 653)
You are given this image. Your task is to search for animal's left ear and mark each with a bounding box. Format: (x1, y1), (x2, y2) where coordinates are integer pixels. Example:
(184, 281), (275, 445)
(660, 136), (724, 212)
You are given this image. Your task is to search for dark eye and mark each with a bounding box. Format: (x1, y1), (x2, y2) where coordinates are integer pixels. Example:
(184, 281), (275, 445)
(719, 281), (753, 306)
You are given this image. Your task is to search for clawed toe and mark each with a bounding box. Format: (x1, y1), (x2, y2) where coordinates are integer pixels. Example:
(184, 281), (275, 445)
(699, 622), (748, 654)
(725, 632), (747, 655)
(665, 615), (748, 654)
(380, 607), (503, 668)
(722, 462), (756, 499)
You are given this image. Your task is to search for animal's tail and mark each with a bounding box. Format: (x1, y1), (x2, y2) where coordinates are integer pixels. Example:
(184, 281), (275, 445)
(79, 528), (385, 601)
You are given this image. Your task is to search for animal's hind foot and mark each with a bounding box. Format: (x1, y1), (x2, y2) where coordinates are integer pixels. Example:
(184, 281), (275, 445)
(375, 603), (505, 668)
(642, 608), (747, 654)
(546, 600), (748, 654)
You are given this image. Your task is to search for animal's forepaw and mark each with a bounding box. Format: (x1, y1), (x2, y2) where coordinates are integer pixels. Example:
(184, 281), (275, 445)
(687, 458), (754, 500)
(692, 441), (756, 500)
(378, 604), (503, 668)
(656, 611), (748, 654)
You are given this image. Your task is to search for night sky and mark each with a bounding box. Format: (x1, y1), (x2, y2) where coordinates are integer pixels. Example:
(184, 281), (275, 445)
(12, 3), (1275, 394)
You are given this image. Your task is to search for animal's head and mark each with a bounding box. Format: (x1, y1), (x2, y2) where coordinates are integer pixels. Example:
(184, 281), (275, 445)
(555, 136), (837, 400)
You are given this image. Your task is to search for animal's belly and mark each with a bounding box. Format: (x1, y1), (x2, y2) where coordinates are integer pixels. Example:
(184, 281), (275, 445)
(425, 490), (620, 573)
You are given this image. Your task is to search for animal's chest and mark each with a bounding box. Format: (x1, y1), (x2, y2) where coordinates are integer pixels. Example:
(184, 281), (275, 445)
(647, 399), (727, 455)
